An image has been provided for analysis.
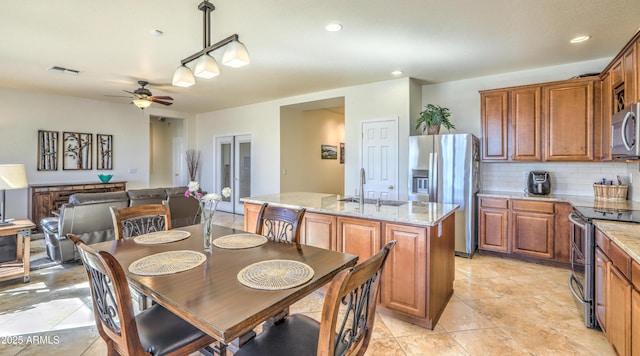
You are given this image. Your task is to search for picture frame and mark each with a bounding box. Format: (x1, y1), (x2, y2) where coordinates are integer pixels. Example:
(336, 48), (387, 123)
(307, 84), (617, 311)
(37, 130), (58, 171)
(321, 144), (337, 159)
(63, 131), (92, 170)
(339, 142), (345, 164)
(96, 134), (113, 170)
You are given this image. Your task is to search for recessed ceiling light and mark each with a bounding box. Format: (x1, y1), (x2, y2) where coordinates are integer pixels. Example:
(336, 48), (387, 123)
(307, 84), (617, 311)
(570, 35), (591, 43)
(391, 70), (403, 76)
(149, 29), (164, 37)
(325, 23), (343, 32)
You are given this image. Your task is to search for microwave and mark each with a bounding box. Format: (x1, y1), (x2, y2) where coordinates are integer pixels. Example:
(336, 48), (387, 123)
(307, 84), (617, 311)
(612, 102), (640, 159)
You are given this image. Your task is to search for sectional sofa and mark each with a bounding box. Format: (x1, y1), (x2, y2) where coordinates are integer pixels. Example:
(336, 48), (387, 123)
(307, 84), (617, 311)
(40, 186), (202, 263)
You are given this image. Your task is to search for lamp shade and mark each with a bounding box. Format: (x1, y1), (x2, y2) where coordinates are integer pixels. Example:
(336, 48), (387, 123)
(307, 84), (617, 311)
(222, 40), (250, 68)
(0, 164), (28, 190)
(194, 54), (220, 79)
(172, 65), (196, 87)
(132, 98), (152, 109)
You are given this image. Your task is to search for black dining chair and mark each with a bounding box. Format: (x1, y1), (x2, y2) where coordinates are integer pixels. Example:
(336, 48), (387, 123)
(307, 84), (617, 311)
(68, 233), (215, 356)
(235, 240), (397, 356)
(255, 203), (306, 249)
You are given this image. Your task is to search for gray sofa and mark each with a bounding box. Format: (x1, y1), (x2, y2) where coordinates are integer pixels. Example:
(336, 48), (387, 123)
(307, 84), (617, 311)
(40, 186), (202, 263)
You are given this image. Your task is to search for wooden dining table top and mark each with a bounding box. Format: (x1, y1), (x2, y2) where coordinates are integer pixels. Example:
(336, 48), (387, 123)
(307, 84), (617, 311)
(90, 223), (358, 344)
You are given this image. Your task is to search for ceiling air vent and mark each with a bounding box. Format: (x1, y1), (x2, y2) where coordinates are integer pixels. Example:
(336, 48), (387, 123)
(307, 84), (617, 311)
(47, 65), (80, 75)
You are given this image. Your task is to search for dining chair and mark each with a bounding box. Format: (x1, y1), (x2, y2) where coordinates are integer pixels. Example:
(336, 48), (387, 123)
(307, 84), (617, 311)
(255, 203), (306, 249)
(235, 240), (397, 356)
(110, 203), (172, 240)
(68, 233), (215, 356)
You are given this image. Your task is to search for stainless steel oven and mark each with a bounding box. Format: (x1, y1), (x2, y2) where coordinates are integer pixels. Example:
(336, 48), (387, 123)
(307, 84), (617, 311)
(568, 211), (595, 328)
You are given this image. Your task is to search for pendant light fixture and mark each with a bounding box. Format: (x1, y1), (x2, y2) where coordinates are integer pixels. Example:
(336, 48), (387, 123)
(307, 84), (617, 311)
(172, 0), (249, 87)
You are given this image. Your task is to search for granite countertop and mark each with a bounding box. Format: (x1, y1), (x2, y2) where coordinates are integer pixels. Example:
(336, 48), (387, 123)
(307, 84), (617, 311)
(593, 220), (640, 264)
(241, 192), (458, 227)
(478, 190), (640, 210)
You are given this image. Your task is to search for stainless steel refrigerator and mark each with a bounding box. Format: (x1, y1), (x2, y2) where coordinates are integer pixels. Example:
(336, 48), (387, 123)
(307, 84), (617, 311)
(409, 134), (480, 257)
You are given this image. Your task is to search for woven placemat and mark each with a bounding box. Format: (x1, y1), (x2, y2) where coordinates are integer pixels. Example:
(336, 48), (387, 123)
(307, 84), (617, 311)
(213, 233), (268, 249)
(133, 230), (191, 245)
(129, 250), (206, 276)
(237, 260), (314, 290)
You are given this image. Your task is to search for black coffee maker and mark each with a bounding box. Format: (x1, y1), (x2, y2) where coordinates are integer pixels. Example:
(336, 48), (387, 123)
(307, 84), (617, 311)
(527, 171), (551, 195)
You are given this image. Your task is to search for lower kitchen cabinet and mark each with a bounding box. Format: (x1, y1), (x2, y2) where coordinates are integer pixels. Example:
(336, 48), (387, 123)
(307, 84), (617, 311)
(478, 198), (509, 252)
(608, 264), (632, 356)
(595, 246), (609, 332)
(243, 203), (261, 233)
(300, 212), (337, 250)
(632, 288), (640, 355)
(381, 223), (426, 319)
(337, 217), (380, 263)
(510, 200), (554, 259)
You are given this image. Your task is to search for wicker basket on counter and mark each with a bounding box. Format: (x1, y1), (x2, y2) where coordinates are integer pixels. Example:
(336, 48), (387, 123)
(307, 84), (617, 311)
(593, 184), (628, 201)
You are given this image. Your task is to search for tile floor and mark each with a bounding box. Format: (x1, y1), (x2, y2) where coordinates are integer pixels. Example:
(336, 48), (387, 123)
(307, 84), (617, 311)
(0, 212), (614, 355)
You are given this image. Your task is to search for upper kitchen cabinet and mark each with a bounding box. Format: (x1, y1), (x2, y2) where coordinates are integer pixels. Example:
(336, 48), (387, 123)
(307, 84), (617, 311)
(543, 78), (598, 161)
(480, 86), (541, 161)
(480, 78), (597, 162)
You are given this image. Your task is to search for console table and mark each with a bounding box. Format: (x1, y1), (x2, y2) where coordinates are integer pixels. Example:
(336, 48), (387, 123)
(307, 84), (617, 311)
(28, 181), (126, 231)
(0, 219), (35, 283)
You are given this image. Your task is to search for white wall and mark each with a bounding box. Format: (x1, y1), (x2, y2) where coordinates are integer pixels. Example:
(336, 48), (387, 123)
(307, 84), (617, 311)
(0, 87), (195, 220)
(196, 78), (412, 198)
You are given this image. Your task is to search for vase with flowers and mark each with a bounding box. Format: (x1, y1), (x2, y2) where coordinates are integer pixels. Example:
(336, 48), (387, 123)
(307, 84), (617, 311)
(185, 181), (232, 251)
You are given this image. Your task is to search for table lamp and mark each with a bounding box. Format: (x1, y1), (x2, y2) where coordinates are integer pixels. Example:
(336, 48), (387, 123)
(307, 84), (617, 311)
(0, 164), (28, 226)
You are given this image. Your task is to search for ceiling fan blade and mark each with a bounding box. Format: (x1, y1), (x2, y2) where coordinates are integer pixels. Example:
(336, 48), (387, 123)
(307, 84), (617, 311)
(104, 95), (132, 98)
(151, 96), (173, 100)
(152, 99), (173, 106)
(123, 90), (136, 95)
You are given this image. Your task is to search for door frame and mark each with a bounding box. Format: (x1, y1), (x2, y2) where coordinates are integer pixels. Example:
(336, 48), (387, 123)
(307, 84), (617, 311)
(360, 117), (399, 200)
(214, 133), (252, 214)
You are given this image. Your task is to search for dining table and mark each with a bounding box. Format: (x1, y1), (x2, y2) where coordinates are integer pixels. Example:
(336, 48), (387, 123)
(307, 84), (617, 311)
(90, 223), (358, 355)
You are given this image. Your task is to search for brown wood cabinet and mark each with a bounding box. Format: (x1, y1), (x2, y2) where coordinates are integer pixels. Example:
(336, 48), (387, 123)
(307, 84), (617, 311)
(597, 72), (612, 161)
(623, 46), (636, 108)
(595, 246), (609, 332)
(478, 198), (509, 252)
(480, 90), (508, 160)
(243, 202), (261, 232)
(595, 228), (639, 356)
(510, 200), (554, 259)
(28, 181), (126, 231)
(300, 212), (337, 250)
(478, 197), (571, 264)
(337, 217), (380, 263)
(511, 86), (542, 160)
(543, 79), (595, 161)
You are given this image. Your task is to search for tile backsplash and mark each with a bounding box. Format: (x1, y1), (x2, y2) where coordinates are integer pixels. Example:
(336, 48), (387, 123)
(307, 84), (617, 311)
(481, 162), (639, 201)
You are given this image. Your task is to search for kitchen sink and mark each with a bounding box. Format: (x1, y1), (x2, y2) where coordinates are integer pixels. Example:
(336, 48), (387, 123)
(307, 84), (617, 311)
(338, 197), (407, 207)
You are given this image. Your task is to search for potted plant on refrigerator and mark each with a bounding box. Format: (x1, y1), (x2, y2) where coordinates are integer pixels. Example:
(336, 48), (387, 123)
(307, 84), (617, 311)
(416, 104), (456, 135)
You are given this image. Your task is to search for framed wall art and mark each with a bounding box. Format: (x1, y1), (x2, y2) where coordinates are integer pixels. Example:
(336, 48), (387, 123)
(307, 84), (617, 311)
(37, 130), (59, 171)
(96, 134), (113, 170)
(340, 142), (345, 164)
(63, 131), (92, 170)
(321, 144), (337, 159)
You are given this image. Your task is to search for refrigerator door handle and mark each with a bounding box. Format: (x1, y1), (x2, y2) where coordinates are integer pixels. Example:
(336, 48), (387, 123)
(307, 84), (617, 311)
(428, 152), (433, 201)
(432, 152), (438, 202)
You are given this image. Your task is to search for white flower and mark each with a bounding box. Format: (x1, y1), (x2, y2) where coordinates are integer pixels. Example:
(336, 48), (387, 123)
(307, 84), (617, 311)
(202, 193), (221, 203)
(187, 181), (200, 192)
(222, 187), (232, 198)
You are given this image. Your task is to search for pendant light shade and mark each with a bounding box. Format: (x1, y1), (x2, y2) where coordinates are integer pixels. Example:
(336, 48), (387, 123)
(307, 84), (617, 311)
(132, 98), (152, 109)
(222, 40), (250, 68)
(172, 65), (196, 87)
(194, 54), (220, 79)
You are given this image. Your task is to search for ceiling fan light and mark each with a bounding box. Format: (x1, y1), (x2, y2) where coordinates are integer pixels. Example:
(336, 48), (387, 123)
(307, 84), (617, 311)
(172, 65), (196, 87)
(132, 98), (152, 109)
(222, 40), (250, 68)
(194, 54), (220, 79)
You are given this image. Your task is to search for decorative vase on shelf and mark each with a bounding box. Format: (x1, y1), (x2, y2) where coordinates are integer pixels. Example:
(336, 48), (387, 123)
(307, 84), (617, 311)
(425, 124), (441, 135)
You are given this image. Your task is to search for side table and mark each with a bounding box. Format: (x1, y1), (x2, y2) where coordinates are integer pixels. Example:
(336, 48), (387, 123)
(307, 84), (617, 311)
(0, 219), (35, 283)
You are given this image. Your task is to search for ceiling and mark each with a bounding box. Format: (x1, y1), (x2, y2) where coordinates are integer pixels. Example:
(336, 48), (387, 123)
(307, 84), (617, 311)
(1, 1), (639, 114)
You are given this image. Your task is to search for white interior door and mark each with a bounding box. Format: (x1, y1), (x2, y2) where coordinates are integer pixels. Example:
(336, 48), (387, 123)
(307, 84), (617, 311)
(215, 135), (251, 214)
(361, 119), (398, 200)
(172, 137), (185, 186)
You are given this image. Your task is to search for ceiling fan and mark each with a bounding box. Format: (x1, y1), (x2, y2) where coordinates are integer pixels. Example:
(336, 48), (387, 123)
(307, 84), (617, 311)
(110, 81), (174, 110)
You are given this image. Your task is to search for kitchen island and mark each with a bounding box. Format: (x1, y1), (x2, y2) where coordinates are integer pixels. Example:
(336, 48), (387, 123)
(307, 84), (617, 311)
(241, 192), (459, 329)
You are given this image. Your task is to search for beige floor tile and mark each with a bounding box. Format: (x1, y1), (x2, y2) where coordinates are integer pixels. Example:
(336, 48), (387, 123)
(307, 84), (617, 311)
(450, 328), (529, 356)
(364, 337), (406, 356)
(395, 333), (470, 356)
(437, 300), (495, 332)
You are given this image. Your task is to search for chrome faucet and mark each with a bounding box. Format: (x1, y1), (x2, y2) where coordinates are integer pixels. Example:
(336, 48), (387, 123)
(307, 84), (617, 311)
(359, 168), (366, 211)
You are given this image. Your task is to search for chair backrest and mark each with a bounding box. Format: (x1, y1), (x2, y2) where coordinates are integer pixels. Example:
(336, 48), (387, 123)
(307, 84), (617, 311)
(68, 233), (147, 355)
(110, 203), (172, 240)
(318, 240), (396, 356)
(255, 203), (306, 249)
